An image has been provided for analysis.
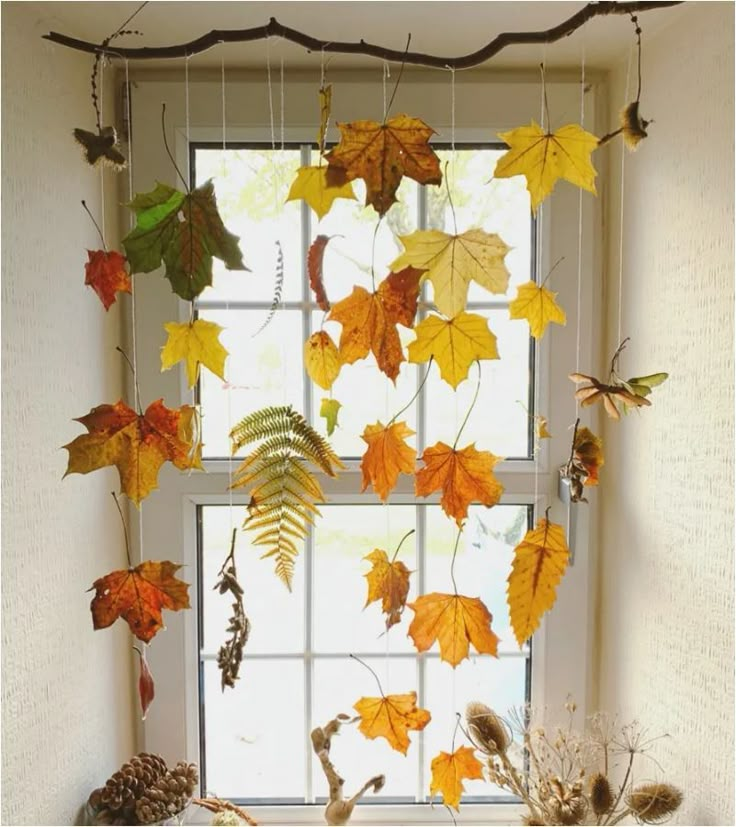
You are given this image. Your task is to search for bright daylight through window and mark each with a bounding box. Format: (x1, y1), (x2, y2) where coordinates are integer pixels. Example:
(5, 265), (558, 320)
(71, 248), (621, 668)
(192, 145), (535, 804)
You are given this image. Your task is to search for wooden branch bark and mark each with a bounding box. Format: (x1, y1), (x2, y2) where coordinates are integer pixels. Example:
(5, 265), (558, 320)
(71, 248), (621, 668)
(43, 1), (681, 67)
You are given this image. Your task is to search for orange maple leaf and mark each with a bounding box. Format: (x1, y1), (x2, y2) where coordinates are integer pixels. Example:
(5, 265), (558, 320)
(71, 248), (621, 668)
(326, 114), (442, 215)
(415, 442), (504, 526)
(408, 593), (499, 668)
(63, 399), (201, 506)
(353, 691), (431, 754)
(360, 420), (416, 502)
(90, 561), (191, 643)
(364, 549), (413, 630)
(328, 268), (422, 381)
(84, 249), (131, 310)
(429, 746), (485, 810)
(507, 517), (569, 646)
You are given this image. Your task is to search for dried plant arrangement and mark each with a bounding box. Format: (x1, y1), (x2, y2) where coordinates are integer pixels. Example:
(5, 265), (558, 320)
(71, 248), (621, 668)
(464, 701), (682, 826)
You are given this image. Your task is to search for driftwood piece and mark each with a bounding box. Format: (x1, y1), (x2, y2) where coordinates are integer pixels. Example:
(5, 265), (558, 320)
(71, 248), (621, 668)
(310, 716), (385, 826)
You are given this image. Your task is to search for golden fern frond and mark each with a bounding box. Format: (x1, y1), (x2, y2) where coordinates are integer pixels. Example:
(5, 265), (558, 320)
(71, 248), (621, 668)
(229, 405), (343, 589)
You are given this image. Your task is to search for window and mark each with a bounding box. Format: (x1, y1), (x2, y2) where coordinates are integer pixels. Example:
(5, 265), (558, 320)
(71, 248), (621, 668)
(191, 144), (534, 807)
(134, 75), (598, 827)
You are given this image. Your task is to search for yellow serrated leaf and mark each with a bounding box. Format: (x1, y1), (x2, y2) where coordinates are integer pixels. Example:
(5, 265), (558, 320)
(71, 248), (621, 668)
(408, 312), (499, 388)
(286, 165), (356, 221)
(391, 229), (510, 318)
(507, 517), (569, 646)
(494, 121), (599, 213)
(304, 331), (341, 390)
(319, 397), (342, 436)
(429, 746), (484, 810)
(160, 319), (228, 388)
(509, 281), (566, 339)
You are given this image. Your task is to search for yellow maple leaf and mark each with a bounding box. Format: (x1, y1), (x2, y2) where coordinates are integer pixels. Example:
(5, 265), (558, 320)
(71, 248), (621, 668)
(509, 281), (566, 339)
(494, 121), (599, 213)
(326, 114), (442, 215)
(408, 312), (499, 388)
(429, 746), (484, 810)
(160, 319), (228, 388)
(363, 548), (412, 630)
(353, 691), (431, 754)
(415, 442), (504, 526)
(407, 592), (499, 668)
(304, 330), (341, 390)
(507, 517), (569, 646)
(286, 165), (356, 221)
(360, 420), (416, 502)
(391, 229), (510, 318)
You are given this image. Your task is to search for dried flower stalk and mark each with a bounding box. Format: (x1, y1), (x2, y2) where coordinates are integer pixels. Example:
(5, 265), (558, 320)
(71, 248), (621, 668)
(214, 529), (251, 690)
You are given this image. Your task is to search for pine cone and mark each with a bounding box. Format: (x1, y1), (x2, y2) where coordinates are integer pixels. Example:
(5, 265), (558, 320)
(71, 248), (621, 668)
(135, 762), (198, 825)
(97, 753), (168, 813)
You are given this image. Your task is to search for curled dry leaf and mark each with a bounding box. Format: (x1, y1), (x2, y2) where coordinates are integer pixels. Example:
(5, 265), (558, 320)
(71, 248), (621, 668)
(329, 268), (422, 382)
(84, 249), (131, 310)
(507, 517), (569, 646)
(286, 165), (357, 221)
(123, 180), (246, 300)
(317, 84), (332, 152)
(363, 548), (412, 630)
(90, 561), (191, 643)
(494, 121), (599, 213)
(326, 114), (442, 215)
(408, 593), (499, 668)
(429, 746), (484, 811)
(574, 426), (604, 486)
(353, 691), (431, 754)
(569, 372), (650, 420)
(63, 399), (202, 506)
(307, 234), (334, 311)
(509, 281), (566, 339)
(160, 319), (228, 388)
(391, 229), (510, 318)
(415, 442), (504, 527)
(304, 330), (341, 390)
(134, 645), (155, 720)
(408, 312), (499, 389)
(536, 415), (552, 439)
(360, 420), (416, 502)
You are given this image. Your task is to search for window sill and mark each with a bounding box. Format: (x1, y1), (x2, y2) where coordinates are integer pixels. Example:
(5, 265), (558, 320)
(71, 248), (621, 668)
(187, 802), (525, 825)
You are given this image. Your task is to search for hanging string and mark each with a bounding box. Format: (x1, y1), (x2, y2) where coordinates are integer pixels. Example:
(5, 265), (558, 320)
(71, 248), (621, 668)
(617, 46), (634, 348)
(184, 55), (191, 184)
(449, 66), (456, 161)
(280, 56), (285, 154)
(99, 59), (106, 244)
(382, 61), (390, 120)
(574, 45), (586, 411)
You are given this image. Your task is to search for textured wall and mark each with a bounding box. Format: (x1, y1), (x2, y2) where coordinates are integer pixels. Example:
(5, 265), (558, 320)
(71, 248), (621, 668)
(1, 4), (136, 825)
(597, 4), (734, 825)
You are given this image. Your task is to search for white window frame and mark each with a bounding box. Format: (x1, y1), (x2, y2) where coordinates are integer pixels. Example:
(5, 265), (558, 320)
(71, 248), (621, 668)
(125, 72), (602, 826)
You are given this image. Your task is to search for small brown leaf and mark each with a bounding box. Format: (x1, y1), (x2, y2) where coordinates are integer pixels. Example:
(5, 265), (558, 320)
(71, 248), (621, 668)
(308, 235), (334, 311)
(134, 645), (155, 720)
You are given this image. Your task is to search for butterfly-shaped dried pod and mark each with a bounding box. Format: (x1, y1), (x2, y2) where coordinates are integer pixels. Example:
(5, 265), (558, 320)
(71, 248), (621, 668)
(569, 372), (650, 420)
(73, 126), (127, 170)
(213, 530), (250, 690)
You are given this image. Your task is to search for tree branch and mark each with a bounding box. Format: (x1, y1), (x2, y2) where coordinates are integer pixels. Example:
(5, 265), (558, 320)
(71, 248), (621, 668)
(43, 2), (681, 68)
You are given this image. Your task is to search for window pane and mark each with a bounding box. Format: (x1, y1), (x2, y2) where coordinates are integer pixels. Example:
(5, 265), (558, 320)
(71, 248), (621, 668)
(312, 656), (419, 801)
(194, 147), (303, 303)
(423, 309), (532, 458)
(202, 659), (305, 800)
(424, 504), (531, 654)
(198, 308), (305, 458)
(312, 314), (419, 458)
(200, 506), (305, 655)
(423, 655), (527, 799)
(429, 149), (533, 300)
(313, 505), (418, 654)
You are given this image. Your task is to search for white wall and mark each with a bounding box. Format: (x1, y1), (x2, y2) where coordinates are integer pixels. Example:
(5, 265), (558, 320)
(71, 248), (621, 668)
(1, 4), (136, 824)
(597, 4), (734, 825)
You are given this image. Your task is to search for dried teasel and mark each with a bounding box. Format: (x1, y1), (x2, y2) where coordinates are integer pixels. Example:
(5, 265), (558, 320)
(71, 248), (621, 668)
(214, 529), (251, 691)
(590, 772), (614, 816)
(625, 783), (683, 824)
(621, 101), (650, 150)
(466, 702), (509, 755)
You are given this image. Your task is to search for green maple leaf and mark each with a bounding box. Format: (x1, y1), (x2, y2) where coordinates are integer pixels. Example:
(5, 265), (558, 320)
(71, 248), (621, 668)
(122, 180), (247, 300)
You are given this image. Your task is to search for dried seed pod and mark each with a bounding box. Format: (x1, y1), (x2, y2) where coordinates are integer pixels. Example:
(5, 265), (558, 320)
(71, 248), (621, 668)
(625, 783), (683, 823)
(620, 101), (649, 150)
(590, 772), (613, 816)
(466, 702), (509, 755)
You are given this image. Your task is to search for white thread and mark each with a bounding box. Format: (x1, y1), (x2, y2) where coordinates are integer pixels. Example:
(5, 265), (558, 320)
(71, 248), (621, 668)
(449, 66), (456, 158)
(280, 56), (285, 154)
(266, 42), (276, 151)
(99, 59), (106, 244)
(534, 51), (547, 513)
(185, 56), (191, 184)
(382, 61), (389, 119)
(618, 46), (634, 347)
(574, 46), (586, 410)
(320, 47), (326, 89)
